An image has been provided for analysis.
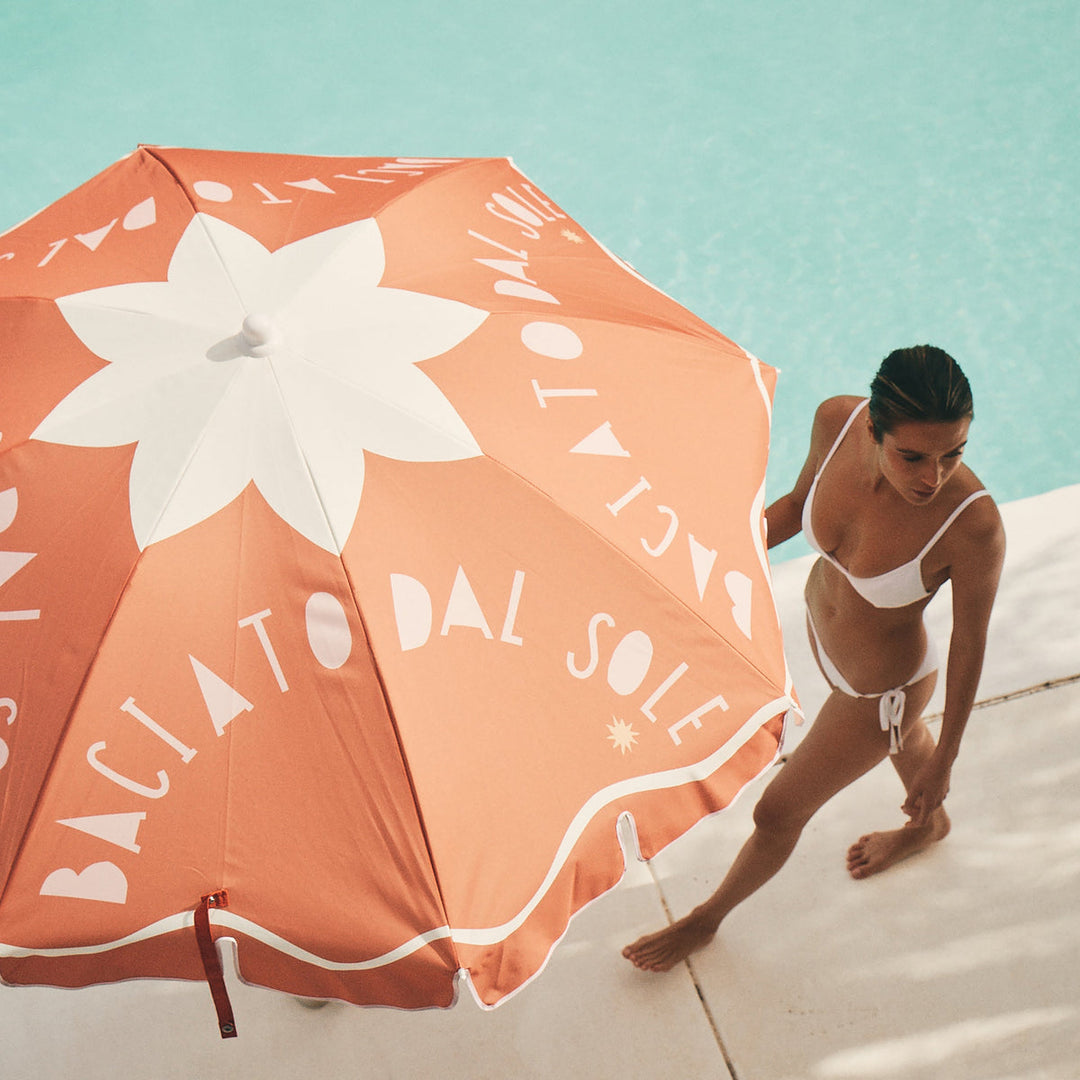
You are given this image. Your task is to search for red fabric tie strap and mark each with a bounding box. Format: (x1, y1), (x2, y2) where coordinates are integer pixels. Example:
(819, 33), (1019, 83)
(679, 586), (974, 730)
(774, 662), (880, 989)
(195, 891), (237, 1038)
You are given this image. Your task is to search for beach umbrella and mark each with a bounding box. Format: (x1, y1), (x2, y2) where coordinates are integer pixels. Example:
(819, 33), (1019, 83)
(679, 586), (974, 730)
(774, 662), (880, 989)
(0, 148), (796, 1036)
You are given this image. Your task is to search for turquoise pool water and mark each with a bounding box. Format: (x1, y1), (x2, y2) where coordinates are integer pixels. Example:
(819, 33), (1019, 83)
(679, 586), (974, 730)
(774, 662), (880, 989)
(2, 1), (1077, 559)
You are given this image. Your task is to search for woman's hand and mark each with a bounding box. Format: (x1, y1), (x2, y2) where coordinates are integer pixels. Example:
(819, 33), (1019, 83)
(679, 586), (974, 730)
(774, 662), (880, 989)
(902, 754), (953, 827)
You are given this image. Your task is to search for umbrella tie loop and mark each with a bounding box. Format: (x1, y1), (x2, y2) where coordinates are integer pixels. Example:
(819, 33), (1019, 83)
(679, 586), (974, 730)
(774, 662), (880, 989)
(195, 891), (237, 1038)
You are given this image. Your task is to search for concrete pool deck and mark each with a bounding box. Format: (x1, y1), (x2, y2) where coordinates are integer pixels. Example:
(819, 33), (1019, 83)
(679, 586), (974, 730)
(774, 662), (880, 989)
(4, 484), (1078, 1079)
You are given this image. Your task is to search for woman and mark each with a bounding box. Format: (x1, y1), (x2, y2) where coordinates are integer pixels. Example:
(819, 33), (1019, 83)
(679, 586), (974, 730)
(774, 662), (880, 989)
(623, 345), (1005, 973)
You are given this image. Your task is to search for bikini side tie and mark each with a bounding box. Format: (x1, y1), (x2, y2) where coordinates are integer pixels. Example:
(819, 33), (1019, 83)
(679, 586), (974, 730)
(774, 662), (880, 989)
(879, 690), (905, 755)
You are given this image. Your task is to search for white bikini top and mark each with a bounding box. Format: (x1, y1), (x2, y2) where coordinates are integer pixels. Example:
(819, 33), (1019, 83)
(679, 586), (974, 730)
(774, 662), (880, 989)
(801, 399), (991, 609)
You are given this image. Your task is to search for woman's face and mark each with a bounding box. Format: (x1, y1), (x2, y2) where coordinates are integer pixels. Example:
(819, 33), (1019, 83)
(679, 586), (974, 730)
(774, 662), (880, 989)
(873, 416), (971, 505)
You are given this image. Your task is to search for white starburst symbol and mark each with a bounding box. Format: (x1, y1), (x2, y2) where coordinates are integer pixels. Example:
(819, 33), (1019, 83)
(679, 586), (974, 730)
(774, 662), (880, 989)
(33, 214), (488, 552)
(606, 717), (639, 755)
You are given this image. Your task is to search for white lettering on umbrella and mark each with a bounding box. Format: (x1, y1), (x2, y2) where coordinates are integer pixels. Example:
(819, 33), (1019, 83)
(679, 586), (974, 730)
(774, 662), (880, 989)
(22, 696), (789, 958)
(605, 476), (651, 516)
(602, 471), (730, 605)
(0, 551), (36, 589)
(123, 198), (157, 230)
(475, 257), (538, 282)
(57, 812), (147, 854)
(640, 662), (689, 722)
(531, 380), (598, 408)
(667, 693), (730, 746)
(390, 574), (433, 651)
(479, 254), (560, 305)
(566, 612), (615, 679)
(59, 668), (254, 879)
(494, 280), (559, 304)
(520, 322), (582, 360)
(75, 220), (118, 252)
(570, 422), (631, 457)
(468, 229), (528, 261)
(334, 171), (394, 186)
(253, 183), (292, 205)
(516, 183), (567, 224)
(86, 742), (169, 800)
(393, 568), (527, 652)
(644, 662), (730, 747)
(284, 178), (336, 195)
(472, 198), (766, 625)
(688, 534), (718, 601)
(499, 570), (526, 647)
(193, 181), (233, 202)
(238, 609), (289, 692)
(724, 570), (754, 640)
(37, 238), (68, 267)
(0, 488), (40, 622)
(606, 630), (654, 696)
(441, 566), (493, 640)
(0, 697), (15, 770)
(569, 612), (735, 748)
(40, 862), (128, 905)
(469, 218), (573, 313)
(485, 194), (543, 240)
(0, 552), (39, 622)
(641, 505), (678, 557)
(483, 185), (568, 241)
(7, 195), (153, 272)
(120, 696), (198, 763)
(305, 592), (353, 669)
(189, 657), (254, 737)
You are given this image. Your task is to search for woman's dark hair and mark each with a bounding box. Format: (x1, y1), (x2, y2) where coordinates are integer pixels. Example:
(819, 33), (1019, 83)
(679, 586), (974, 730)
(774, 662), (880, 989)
(868, 345), (974, 441)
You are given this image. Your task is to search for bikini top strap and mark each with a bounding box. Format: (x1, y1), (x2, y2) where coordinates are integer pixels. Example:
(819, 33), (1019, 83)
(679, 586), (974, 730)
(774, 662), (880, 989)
(815, 399), (868, 478)
(916, 489), (992, 558)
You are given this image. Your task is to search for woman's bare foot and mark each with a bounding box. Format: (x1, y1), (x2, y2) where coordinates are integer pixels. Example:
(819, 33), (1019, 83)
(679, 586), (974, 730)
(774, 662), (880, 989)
(846, 808), (951, 879)
(622, 907), (720, 971)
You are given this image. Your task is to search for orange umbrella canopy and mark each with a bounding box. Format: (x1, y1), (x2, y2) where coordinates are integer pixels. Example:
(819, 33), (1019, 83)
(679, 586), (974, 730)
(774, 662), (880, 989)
(0, 148), (795, 1026)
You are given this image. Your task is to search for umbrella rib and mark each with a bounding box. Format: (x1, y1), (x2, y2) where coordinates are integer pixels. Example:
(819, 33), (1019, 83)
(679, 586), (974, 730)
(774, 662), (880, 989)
(345, 156), (504, 223)
(375, 158), (726, 346)
(0, 490), (145, 906)
(474, 447), (786, 691)
(140, 149), (266, 316)
(380, 274), (727, 347)
(0, 362), (259, 902)
(144, 146), (492, 245)
(288, 353), (482, 461)
(256, 355), (460, 956)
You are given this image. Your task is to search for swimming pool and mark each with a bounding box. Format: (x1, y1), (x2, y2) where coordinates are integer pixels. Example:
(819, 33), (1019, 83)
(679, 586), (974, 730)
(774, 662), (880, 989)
(2, 0), (1076, 559)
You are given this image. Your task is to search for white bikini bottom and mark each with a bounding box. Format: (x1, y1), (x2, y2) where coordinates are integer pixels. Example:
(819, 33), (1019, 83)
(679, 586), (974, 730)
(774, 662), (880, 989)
(806, 609), (938, 755)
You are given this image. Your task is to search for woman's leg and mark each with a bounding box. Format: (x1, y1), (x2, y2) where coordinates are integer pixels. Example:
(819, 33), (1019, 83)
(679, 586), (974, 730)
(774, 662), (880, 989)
(623, 688), (895, 972)
(846, 673), (951, 878)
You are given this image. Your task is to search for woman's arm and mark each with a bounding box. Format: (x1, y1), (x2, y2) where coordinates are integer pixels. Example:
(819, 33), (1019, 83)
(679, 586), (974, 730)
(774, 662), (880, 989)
(902, 499), (1006, 826)
(764, 491), (804, 548)
(764, 397), (852, 550)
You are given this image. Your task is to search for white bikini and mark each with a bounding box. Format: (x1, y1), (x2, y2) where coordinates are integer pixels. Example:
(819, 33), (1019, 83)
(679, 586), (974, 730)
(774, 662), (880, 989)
(801, 400), (991, 752)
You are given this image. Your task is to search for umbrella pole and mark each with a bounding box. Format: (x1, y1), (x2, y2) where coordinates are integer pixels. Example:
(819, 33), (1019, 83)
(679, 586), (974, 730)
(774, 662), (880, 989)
(195, 891), (238, 1038)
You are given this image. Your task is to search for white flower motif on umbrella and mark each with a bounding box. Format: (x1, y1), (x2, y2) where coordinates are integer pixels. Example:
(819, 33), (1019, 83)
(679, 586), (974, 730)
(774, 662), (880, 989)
(33, 214), (489, 552)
